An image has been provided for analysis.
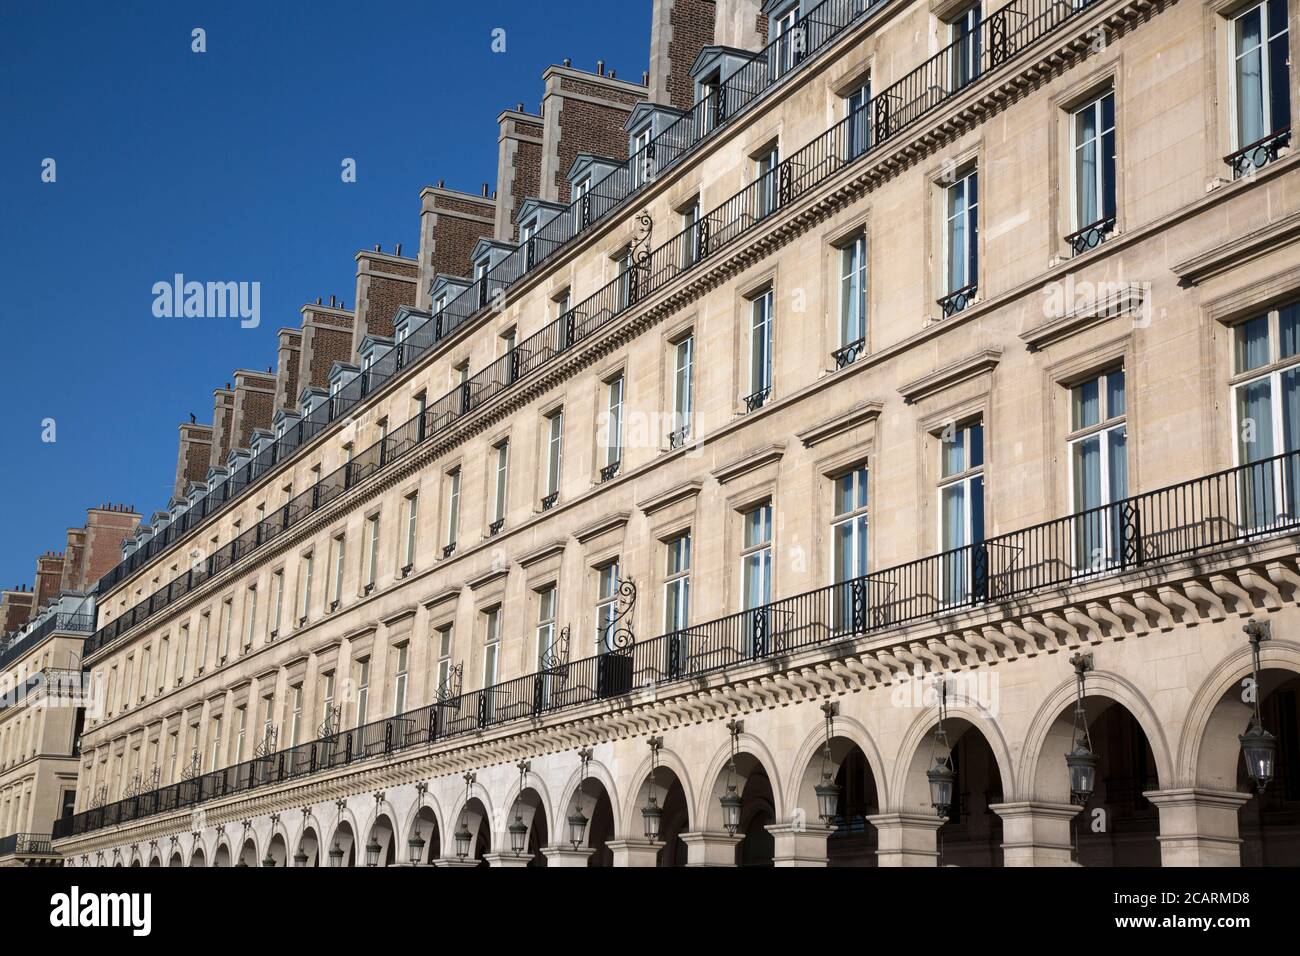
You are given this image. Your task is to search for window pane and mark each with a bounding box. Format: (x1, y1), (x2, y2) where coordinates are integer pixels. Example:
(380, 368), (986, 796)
(1235, 315), (1271, 372)
(1073, 378), (1100, 430)
(969, 424), (984, 468)
(1073, 435), (1102, 512)
(1108, 427), (1128, 501)
(942, 429), (966, 477)
(970, 475), (985, 543)
(1106, 370), (1126, 418)
(1237, 377), (1276, 463)
(1236, 8), (1266, 144)
(1280, 302), (1300, 359)
(941, 484), (966, 550)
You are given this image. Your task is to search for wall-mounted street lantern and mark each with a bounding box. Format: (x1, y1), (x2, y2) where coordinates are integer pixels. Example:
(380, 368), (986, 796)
(327, 840), (344, 867)
(509, 761), (531, 856)
(365, 837), (382, 868)
(454, 772), (475, 860)
(815, 702), (841, 824)
(408, 782), (428, 865)
(1240, 620), (1276, 793)
(293, 846), (309, 866)
(1065, 653), (1099, 805)
(926, 679), (955, 819)
(642, 736), (664, 842)
(720, 719), (744, 836)
(567, 748), (593, 850)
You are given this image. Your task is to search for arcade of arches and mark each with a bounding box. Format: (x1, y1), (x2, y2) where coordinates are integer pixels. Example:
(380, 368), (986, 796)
(59, 612), (1300, 868)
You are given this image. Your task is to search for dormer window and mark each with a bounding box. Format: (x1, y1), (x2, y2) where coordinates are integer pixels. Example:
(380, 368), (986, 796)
(698, 70), (722, 132)
(771, 3), (799, 78)
(521, 219), (536, 244)
(434, 294), (447, 313)
(574, 176), (592, 200)
(631, 126), (653, 187)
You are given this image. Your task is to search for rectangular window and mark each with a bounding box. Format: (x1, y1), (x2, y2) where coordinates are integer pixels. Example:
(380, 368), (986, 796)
(198, 613), (210, 673)
(492, 441), (510, 526)
(445, 468), (461, 549)
(271, 570), (284, 637)
(299, 553), (314, 622)
(616, 248), (633, 310)
(1071, 90), (1116, 236)
(393, 645), (409, 715)
(545, 410), (564, 500)
(242, 585), (257, 650)
(699, 70), (721, 134)
(435, 626), (454, 694)
(1231, 0), (1291, 150)
(364, 514), (380, 590)
(1070, 368), (1128, 570)
(403, 492), (419, 571)
(156, 638), (168, 693)
(234, 706), (246, 762)
(747, 289), (775, 408)
(939, 421), (986, 604)
(838, 234), (868, 357)
(138, 649), (150, 701)
(681, 198), (702, 266)
(632, 126), (653, 187)
(177, 625), (188, 684)
(845, 79), (871, 159)
(832, 467), (870, 631)
(945, 168), (978, 299)
(950, 3), (982, 91)
(1232, 300), (1300, 527)
(664, 533), (691, 633)
(208, 716), (222, 772)
(219, 599), (233, 661)
(604, 375), (625, 471)
(322, 670), (336, 729)
(741, 504), (773, 656)
(290, 685), (303, 746)
(355, 658), (370, 727)
(672, 335), (695, 445)
(483, 610), (501, 718)
(771, 5), (799, 78)
(595, 563), (621, 654)
(330, 534), (345, 607)
(260, 694), (275, 747)
(755, 145), (780, 219)
(535, 585), (558, 707)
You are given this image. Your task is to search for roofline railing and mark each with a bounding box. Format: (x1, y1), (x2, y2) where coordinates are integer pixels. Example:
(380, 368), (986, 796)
(93, 0), (896, 602)
(88, 0), (1106, 660)
(55, 448), (1300, 841)
(0, 612), (94, 672)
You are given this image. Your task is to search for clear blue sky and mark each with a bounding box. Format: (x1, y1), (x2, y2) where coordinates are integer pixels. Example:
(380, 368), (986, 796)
(0, 0), (652, 592)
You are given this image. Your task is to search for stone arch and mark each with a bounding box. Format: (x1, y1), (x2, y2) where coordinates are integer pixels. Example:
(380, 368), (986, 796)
(891, 699), (1015, 812)
(1020, 667), (1173, 803)
(398, 790), (447, 858)
(496, 770), (556, 847)
(554, 756), (623, 841)
(783, 710), (889, 816)
(296, 823), (322, 867)
(189, 842), (207, 867)
(619, 743), (696, 837)
(327, 815), (358, 867)
(694, 728), (788, 830)
(365, 812), (398, 867)
(213, 840), (232, 867)
(237, 833), (259, 867)
(168, 849), (183, 867)
(1181, 638), (1300, 790)
(265, 831), (289, 867)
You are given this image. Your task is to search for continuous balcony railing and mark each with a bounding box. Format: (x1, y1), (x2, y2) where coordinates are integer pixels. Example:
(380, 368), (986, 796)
(88, 0), (1108, 660)
(0, 612), (94, 671)
(94, 0), (895, 602)
(54, 449), (1300, 841)
(0, 833), (55, 857)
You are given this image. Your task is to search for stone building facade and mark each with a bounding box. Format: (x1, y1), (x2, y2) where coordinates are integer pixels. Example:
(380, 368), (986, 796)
(51, 0), (1300, 868)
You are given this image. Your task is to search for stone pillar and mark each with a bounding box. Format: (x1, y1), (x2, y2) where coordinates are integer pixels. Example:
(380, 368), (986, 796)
(607, 839), (663, 867)
(542, 846), (595, 867)
(680, 831), (741, 866)
(1144, 788), (1252, 867)
(485, 853), (534, 868)
(989, 801), (1081, 866)
(766, 823), (833, 867)
(867, 813), (944, 866)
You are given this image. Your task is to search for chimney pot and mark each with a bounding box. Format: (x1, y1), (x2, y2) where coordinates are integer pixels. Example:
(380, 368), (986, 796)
(395, 242), (402, 256)
(330, 295), (336, 307)
(437, 178), (445, 188)
(374, 243), (381, 252)
(516, 102), (524, 112)
(642, 70), (649, 85)
(597, 59), (605, 76)
(482, 183), (489, 198)
(316, 296), (322, 305)
(563, 57), (571, 67)
(609, 69), (616, 79)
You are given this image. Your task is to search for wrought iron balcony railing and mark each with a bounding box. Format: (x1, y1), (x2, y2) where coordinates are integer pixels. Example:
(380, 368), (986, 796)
(88, 0), (1108, 661)
(0, 832), (54, 857)
(743, 387), (772, 413)
(937, 283), (977, 318)
(599, 460), (621, 483)
(1224, 128), (1292, 180)
(1065, 215), (1116, 256)
(0, 612), (94, 671)
(832, 337), (866, 369)
(668, 424), (692, 450)
(541, 492), (559, 511)
(55, 448), (1300, 842)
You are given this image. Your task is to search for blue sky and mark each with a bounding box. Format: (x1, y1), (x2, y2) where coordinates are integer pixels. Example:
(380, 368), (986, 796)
(0, 0), (651, 591)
